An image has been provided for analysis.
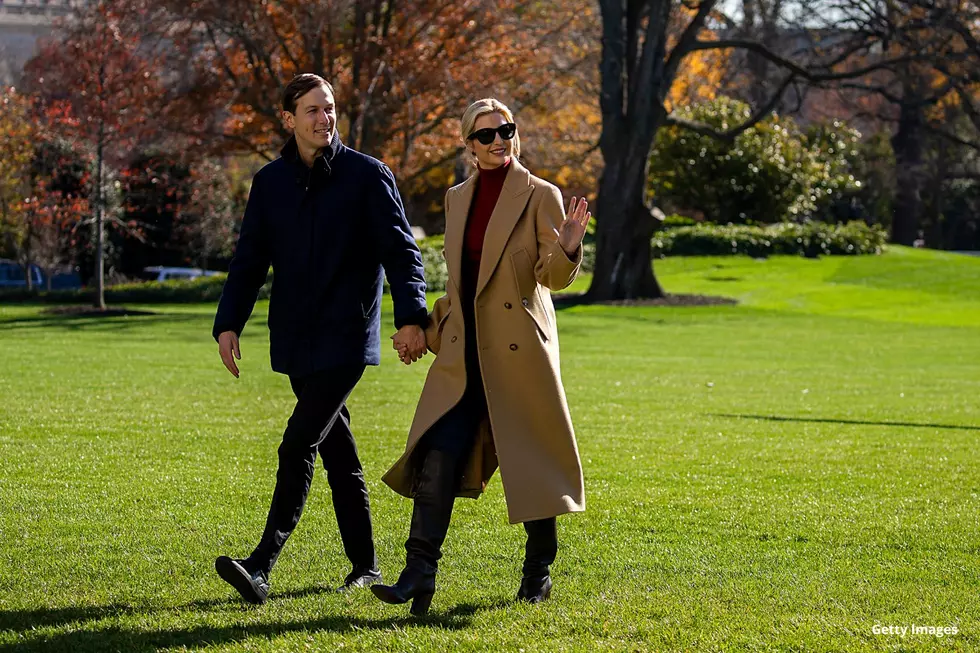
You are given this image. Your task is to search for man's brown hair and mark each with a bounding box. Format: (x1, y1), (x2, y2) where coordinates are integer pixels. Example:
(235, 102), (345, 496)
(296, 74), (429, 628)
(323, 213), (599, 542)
(281, 74), (335, 114)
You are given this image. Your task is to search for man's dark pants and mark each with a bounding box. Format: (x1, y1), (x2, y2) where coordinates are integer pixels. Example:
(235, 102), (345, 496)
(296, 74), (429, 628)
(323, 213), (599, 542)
(244, 363), (376, 576)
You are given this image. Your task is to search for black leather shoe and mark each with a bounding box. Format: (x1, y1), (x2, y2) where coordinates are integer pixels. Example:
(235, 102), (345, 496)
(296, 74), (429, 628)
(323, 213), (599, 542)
(516, 574), (552, 603)
(371, 566), (436, 616)
(215, 556), (269, 605)
(336, 567), (383, 592)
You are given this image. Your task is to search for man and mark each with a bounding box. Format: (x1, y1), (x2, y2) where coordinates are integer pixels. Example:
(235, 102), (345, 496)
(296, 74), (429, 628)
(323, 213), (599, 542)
(212, 73), (428, 604)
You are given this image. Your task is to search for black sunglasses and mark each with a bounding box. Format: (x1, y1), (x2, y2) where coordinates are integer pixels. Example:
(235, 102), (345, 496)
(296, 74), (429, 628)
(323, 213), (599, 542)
(467, 122), (517, 145)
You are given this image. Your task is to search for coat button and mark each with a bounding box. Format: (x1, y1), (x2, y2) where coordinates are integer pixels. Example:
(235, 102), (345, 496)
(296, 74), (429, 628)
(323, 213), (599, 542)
(451, 336), (458, 342)
(509, 344), (518, 351)
(521, 297), (529, 306)
(504, 302), (512, 309)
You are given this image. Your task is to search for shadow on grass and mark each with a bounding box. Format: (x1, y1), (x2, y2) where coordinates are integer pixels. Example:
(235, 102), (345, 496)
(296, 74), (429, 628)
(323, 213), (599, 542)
(552, 292), (737, 310)
(0, 312), (209, 333)
(0, 586), (359, 632)
(711, 413), (980, 431)
(0, 593), (509, 652)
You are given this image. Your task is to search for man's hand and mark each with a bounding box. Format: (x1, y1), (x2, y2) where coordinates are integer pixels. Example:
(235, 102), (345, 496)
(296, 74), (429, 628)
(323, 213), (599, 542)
(391, 325), (426, 365)
(218, 331), (241, 378)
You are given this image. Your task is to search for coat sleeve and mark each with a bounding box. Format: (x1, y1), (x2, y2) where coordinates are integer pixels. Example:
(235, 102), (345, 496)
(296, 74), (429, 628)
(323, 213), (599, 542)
(424, 294), (452, 355)
(368, 163), (428, 328)
(423, 188), (453, 354)
(533, 184), (583, 291)
(212, 174), (271, 341)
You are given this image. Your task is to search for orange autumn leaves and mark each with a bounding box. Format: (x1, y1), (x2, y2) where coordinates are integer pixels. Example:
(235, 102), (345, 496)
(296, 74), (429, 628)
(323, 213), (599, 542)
(20, 0), (732, 209)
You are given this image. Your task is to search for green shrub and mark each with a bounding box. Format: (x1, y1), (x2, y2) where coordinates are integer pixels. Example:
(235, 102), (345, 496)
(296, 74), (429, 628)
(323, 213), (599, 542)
(652, 221), (886, 257)
(661, 214), (699, 229)
(649, 97), (863, 224)
(379, 236), (447, 295)
(577, 221), (884, 270)
(418, 238), (448, 294)
(581, 242), (596, 274)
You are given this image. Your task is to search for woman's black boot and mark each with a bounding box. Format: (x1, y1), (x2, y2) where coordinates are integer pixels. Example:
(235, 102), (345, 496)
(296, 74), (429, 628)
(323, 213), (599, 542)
(370, 564), (437, 616)
(372, 449), (457, 615)
(517, 518), (557, 603)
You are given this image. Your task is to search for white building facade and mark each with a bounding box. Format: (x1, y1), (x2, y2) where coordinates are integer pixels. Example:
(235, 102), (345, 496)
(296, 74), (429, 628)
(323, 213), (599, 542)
(0, 0), (84, 85)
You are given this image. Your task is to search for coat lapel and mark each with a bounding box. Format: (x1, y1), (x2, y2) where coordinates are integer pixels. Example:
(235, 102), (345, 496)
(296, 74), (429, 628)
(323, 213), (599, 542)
(443, 174), (477, 292)
(475, 160), (534, 297)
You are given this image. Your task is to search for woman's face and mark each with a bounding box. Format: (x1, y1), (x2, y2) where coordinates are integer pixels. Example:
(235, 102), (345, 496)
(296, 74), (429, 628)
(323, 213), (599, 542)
(468, 112), (514, 169)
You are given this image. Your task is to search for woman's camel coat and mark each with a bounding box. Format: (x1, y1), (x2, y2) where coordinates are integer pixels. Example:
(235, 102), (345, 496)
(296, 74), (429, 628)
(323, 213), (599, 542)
(382, 159), (585, 524)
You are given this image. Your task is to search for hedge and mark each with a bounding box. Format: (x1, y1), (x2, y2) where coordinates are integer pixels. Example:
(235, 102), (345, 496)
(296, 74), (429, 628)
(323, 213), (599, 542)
(580, 220), (885, 271)
(0, 274), (244, 304)
(654, 221), (886, 257)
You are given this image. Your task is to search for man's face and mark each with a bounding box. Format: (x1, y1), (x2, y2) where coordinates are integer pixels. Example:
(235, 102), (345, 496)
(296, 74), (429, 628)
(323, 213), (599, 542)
(284, 85), (336, 152)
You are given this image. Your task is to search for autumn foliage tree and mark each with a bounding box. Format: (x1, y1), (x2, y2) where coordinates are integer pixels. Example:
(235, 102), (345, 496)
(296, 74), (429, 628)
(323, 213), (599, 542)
(0, 87), (34, 268)
(25, 0), (169, 308)
(0, 87), (89, 290)
(15, 179), (90, 291)
(150, 0), (603, 227)
(162, 2), (560, 164)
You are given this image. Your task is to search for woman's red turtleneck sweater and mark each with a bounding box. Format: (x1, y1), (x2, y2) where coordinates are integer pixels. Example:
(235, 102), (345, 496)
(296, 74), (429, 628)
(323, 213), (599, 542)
(461, 157), (511, 305)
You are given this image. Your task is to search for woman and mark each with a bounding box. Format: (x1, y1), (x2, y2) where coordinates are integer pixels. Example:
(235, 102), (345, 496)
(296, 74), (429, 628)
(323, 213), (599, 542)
(372, 98), (591, 615)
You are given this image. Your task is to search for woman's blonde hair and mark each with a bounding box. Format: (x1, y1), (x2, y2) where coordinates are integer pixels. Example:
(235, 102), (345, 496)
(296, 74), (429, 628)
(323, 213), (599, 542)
(460, 98), (521, 159)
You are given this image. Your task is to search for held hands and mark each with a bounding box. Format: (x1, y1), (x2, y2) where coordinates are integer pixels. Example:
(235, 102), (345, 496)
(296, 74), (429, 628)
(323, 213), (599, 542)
(218, 331), (241, 378)
(391, 324), (426, 365)
(558, 196), (592, 257)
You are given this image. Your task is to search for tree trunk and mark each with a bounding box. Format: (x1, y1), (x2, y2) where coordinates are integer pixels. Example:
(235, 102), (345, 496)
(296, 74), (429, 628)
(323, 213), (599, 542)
(347, 2), (367, 148)
(890, 87), (925, 246)
(586, 101), (668, 301)
(587, 159), (664, 301)
(586, 0), (673, 302)
(22, 220), (35, 291)
(923, 134), (946, 249)
(94, 125), (106, 310)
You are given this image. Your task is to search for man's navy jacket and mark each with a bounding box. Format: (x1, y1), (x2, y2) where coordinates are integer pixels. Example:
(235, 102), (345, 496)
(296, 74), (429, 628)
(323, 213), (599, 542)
(212, 132), (427, 377)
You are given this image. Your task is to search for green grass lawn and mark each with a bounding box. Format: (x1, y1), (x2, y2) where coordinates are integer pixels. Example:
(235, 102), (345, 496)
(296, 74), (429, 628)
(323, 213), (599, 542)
(1, 246), (978, 652)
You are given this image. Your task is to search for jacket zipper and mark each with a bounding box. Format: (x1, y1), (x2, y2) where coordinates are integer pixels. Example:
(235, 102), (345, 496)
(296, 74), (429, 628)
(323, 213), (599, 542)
(303, 163), (315, 346)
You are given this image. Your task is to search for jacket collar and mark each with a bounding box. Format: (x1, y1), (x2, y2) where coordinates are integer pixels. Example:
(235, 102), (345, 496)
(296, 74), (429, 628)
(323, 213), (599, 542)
(280, 129), (343, 173)
(444, 158), (535, 296)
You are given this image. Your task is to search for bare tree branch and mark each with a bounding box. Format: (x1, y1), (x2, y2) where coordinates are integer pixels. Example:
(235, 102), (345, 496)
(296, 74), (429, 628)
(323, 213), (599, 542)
(691, 38), (923, 81)
(664, 73), (796, 141)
